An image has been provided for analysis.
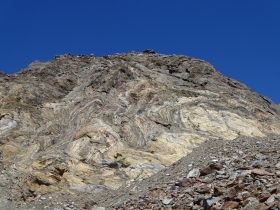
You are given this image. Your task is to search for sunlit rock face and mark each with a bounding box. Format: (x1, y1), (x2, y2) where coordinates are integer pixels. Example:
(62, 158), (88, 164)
(0, 52), (280, 199)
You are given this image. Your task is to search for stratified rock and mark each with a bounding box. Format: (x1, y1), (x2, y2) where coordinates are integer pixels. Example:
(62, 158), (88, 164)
(1, 52), (280, 208)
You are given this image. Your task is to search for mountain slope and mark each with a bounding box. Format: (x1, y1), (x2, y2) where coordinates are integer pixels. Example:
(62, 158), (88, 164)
(0, 51), (280, 208)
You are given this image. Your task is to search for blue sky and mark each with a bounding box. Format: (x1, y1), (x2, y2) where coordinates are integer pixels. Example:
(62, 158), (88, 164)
(1, 1), (279, 103)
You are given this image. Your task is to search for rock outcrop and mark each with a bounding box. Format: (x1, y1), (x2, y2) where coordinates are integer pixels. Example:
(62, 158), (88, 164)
(0, 51), (280, 207)
(96, 136), (280, 210)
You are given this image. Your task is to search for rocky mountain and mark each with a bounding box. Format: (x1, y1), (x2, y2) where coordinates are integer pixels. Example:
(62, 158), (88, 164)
(0, 51), (280, 209)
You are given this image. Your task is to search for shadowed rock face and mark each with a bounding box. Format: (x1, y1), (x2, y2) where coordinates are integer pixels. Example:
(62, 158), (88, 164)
(0, 52), (280, 202)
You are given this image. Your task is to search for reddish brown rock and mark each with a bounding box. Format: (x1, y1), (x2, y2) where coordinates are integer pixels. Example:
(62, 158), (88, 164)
(251, 169), (275, 176)
(227, 180), (237, 187)
(178, 178), (192, 187)
(225, 187), (237, 199)
(195, 184), (210, 194)
(213, 186), (225, 196)
(259, 192), (271, 202)
(200, 166), (214, 176)
(221, 201), (239, 210)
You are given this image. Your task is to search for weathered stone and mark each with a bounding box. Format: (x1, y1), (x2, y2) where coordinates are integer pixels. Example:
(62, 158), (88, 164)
(213, 186), (225, 196)
(265, 194), (275, 206)
(259, 192), (271, 202)
(203, 197), (220, 210)
(221, 201), (239, 210)
(178, 178), (192, 187)
(200, 166), (214, 176)
(243, 197), (259, 210)
(251, 169), (275, 176)
(225, 187), (237, 199)
(187, 169), (200, 178)
(83, 200), (96, 209)
(227, 180), (237, 187)
(195, 184), (210, 194)
(162, 197), (173, 205)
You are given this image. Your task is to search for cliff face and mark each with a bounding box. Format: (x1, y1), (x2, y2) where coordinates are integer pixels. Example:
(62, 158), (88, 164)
(0, 51), (280, 202)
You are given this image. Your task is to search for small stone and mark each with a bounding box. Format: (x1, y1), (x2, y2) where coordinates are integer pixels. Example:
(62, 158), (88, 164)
(236, 194), (243, 201)
(187, 168), (200, 178)
(258, 203), (270, 210)
(200, 166), (214, 176)
(84, 200), (96, 209)
(216, 170), (226, 175)
(225, 187), (237, 199)
(178, 178), (192, 187)
(162, 197), (173, 205)
(276, 185), (280, 193)
(243, 197), (259, 210)
(216, 174), (229, 179)
(203, 197), (219, 209)
(252, 160), (261, 168)
(227, 180), (237, 187)
(238, 150), (244, 155)
(92, 207), (105, 210)
(213, 186), (225, 196)
(195, 184), (210, 194)
(241, 170), (252, 176)
(275, 193), (280, 199)
(202, 176), (214, 183)
(221, 201), (239, 210)
(179, 193), (185, 198)
(211, 163), (223, 170)
(265, 194), (275, 206)
(251, 168), (275, 176)
(267, 186), (277, 194)
(259, 192), (271, 202)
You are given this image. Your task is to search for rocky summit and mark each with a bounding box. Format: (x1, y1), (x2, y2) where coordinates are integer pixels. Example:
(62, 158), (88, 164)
(0, 51), (280, 209)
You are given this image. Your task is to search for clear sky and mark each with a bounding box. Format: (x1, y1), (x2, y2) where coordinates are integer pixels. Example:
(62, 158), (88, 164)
(0, 1), (279, 103)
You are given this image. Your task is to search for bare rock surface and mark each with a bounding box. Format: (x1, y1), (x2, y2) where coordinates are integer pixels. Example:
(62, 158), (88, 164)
(0, 51), (280, 209)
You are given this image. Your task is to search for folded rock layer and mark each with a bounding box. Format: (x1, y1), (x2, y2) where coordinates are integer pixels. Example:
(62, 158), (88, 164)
(0, 51), (280, 203)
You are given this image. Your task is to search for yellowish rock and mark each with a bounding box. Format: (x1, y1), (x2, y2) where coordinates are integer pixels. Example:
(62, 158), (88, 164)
(63, 172), (86, 187)
(1, 143), (19, 161)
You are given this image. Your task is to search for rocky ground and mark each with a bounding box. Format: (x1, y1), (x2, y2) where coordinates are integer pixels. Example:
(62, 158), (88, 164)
(6, 135), (280, 210)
